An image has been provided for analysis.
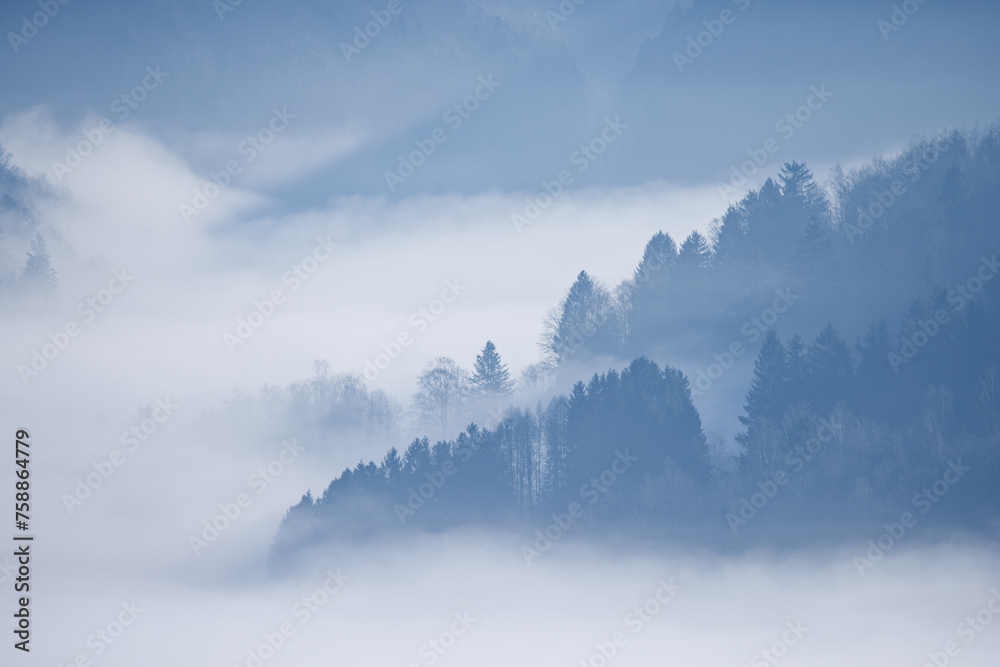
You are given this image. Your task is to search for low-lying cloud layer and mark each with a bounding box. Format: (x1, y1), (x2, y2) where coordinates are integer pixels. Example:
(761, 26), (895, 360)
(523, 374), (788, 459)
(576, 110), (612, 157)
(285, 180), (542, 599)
(0, 110), (725, 411)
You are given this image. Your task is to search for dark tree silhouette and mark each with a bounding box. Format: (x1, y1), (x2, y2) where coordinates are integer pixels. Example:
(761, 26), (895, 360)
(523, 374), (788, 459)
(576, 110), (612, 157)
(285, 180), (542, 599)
(469, 340), (513, 398)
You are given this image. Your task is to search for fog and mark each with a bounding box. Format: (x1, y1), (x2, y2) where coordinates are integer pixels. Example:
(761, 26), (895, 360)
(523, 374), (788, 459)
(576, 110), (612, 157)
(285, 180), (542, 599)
(13, 376), (1000, 666)
(25, 525), (1000, 666)
(3, 0), (1000, 663)
(4, 124), (998, 659)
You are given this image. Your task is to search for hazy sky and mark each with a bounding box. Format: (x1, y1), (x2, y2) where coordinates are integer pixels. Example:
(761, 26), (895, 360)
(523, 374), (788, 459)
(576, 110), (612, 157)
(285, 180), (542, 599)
(2, 0), (998, 205)
(4, 0), (997, 413)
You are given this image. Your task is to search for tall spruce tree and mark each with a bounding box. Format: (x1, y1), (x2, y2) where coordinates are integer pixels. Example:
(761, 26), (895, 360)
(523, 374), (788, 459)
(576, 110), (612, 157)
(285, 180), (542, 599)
(779, 162), (827, 217)
(402, 437), (432, 475)
(470, 340), (513, 398)
(676, 231), (711, 271)
(380, 447), (403, 485)
(544, 271), (612, 362)
(634, 231), (677, 287)
(737, 330), (789, 448)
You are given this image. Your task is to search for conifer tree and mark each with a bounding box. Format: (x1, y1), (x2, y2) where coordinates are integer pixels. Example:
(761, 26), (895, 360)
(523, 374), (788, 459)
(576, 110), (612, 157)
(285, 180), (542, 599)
(779, 161), (827, 216)
(380, 447), (403, 484)
(470, 340), (513, 398)
(737, 330), (789, 447)
(677, 231), (711, 270)
(634, 231), (677, 286)
(402, 437), (431, 475)
(544, 271), (612, 362)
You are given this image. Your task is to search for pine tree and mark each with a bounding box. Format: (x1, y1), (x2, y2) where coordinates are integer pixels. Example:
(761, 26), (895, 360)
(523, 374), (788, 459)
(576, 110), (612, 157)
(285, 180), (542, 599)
(628, 232), (680, 348)
(736, 331), (791, 479)
(402, 437), (431, 475)
(634, 231), (677, 286)
(544, 270), (612, 362)
(21, 233), (57, 298)
(710, 205), (749, 268)
(737, 178), (783, 266)
(469, 341), (513, 398)
(779, 162), (826, 215)
(737, 331), (788, 445)
(748, 163), (829, 264)
(430, 440), (451, 468)
(677, 231), (711, 271)
(380, 447), (403, 485)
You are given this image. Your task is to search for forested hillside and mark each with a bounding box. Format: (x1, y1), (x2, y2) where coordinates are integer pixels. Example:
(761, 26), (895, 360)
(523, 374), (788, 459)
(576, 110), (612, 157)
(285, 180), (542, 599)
(269, 125), (1000, 568)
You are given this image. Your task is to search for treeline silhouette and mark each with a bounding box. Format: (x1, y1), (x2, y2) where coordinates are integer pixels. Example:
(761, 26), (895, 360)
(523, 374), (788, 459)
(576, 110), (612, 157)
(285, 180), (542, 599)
(266, 125), (1000, 565)
(539, 126), (1000, 366)
(270, 355), (714, 564)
